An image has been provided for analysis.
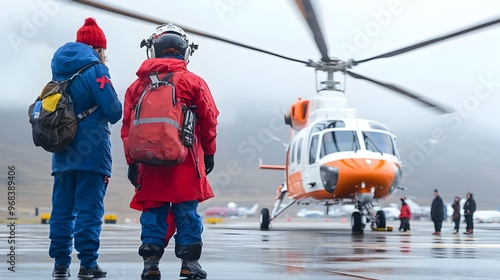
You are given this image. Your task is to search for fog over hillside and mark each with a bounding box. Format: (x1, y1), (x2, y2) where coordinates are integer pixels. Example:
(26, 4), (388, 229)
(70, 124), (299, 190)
(1, 107), (499, 221)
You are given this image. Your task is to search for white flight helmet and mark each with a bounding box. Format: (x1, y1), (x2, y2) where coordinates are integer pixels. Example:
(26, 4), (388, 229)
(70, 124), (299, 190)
(141, 23), (197, 61)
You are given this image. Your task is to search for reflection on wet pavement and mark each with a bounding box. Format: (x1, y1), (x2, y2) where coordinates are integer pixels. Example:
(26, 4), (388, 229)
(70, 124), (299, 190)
(4, 220), (500, 279)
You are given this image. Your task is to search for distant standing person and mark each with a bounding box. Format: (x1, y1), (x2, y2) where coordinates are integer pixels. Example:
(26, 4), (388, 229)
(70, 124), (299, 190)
(430, 189), (444, 235)
(398, 196), (411, 231)
(463, 192), (476, 235)
(451, 196), (461, 234)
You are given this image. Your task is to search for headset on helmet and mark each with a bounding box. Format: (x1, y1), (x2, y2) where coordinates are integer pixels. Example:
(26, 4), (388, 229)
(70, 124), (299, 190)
(140, 23), (198, 61)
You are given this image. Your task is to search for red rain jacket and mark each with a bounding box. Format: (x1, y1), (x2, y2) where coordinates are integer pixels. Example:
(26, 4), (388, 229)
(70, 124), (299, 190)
(122, 58), (219, 210)
(399, 204), (412, 219)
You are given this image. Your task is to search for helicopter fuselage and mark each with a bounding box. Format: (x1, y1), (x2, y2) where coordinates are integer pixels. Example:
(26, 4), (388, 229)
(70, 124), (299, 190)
(285, 115), (402, 205)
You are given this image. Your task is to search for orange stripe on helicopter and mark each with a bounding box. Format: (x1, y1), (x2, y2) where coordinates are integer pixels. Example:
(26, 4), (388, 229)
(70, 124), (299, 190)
(288, 171), (303, 196)
(259, 164), (286, 170)
(259, 158), (286, 170)
(286, 158), (398, 201)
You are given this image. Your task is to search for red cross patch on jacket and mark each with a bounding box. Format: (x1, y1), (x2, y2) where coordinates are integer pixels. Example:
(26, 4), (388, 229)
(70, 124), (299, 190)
(96, 75), (111, 89)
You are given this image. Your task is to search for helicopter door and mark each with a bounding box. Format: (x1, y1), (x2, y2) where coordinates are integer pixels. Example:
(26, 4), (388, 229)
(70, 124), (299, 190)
(288, 137), (304, 195)
(304, 134), (320, 191)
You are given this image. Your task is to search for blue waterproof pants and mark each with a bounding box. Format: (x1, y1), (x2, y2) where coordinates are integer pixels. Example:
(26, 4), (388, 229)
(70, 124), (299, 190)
(140, 200), (203, 248)
(49, 170), (107, 268)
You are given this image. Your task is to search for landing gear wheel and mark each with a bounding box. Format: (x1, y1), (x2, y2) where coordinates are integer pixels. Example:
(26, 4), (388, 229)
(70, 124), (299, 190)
(376, 210), (386, 229)
(351, 212), (363, 234)
(260, 208), (270, 230)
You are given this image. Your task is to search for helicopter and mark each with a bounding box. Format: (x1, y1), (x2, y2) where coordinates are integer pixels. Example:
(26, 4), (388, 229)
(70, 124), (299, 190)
(71, 0), (499, 233)
(257, 2), (497, 233)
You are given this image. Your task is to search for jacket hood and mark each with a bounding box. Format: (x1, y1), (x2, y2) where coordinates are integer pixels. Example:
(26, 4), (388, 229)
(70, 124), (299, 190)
(136, 58), (187, 80)
(51, 42), (100, 80)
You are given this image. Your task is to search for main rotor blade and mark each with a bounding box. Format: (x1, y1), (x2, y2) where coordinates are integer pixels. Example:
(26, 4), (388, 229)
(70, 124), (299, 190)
(295, 0), (330, 62)
(353, 17), (500, 65)
(72, 0), (308, 64)
(346, 71), (452, 114)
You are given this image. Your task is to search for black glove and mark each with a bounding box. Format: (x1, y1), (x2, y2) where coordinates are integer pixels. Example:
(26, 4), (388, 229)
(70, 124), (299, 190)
(127, 164), (140, 189)
(204, 155), (214, 175)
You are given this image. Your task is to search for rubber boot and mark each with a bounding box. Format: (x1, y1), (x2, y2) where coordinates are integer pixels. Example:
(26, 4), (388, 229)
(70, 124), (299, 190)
(139, 244), (164, 280)
(175, 242), (207, 279)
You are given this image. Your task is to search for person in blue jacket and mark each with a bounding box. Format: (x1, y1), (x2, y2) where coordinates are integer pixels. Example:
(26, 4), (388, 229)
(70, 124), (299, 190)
(48, 17), (122, 278)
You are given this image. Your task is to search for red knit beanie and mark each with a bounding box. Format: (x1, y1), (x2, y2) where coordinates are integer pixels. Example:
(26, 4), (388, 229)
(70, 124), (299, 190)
(76, 17), (107, 49)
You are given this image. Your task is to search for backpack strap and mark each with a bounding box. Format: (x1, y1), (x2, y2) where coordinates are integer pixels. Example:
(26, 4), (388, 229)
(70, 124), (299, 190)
(66, 61), (101, 121)
(162, 73), (175, 105)
(148, 73), (160, 84)
(148, 72), (176, 106)
(68, 61), (101, 82)
(148, 72), (173, 84)
(160, 72), (174, 83)
(76, 105), (98, 121)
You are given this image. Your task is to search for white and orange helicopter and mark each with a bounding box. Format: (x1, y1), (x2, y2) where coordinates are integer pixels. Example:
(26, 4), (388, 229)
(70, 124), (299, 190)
(255, 1), (499, 233)
(72, 0), (499, 233)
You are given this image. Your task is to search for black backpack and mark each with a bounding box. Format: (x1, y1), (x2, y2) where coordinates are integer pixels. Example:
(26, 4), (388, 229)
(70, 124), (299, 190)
(28, 61), (100, 152)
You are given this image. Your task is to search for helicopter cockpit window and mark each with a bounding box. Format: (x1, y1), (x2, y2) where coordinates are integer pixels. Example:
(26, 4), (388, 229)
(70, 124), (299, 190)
(320, 131), (359, 158)
(362, 131), (395, 155)
(309, 135), (319, 164)
(312, 120), (346, 133)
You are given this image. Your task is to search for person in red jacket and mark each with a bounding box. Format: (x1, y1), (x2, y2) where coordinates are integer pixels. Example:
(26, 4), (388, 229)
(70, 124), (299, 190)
(398, 196), (412, 231)
(121, 23), (219, 280)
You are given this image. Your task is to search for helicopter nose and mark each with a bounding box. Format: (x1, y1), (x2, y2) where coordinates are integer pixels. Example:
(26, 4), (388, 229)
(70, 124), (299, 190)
(321, 158), (399, 198)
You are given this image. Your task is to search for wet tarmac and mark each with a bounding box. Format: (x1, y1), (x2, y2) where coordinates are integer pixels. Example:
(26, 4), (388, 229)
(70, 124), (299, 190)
(1, 218), (500, 279)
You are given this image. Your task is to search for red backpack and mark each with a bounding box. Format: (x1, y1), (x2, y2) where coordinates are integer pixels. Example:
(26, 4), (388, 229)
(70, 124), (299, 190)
(128, 72), (195, 165)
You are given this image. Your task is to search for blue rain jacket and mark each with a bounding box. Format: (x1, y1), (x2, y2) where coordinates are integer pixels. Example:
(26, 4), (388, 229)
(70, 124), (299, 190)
(50, 42), (122, 177)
